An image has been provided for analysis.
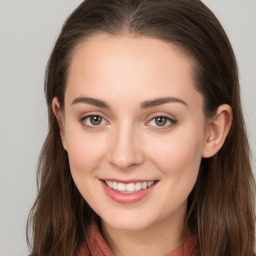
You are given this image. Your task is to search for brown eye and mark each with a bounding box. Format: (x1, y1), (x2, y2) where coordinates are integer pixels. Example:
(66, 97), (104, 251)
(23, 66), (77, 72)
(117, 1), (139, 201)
(154, 116), (168, 126)
(148, 116), (176, 128)
(80, 115), (107, 127)
(89, 115), (103, 126)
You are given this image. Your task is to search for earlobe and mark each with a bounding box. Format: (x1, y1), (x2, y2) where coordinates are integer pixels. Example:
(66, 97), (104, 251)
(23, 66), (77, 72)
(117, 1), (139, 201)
(52, 97), (67, 150)
(202, 104), (233, 158)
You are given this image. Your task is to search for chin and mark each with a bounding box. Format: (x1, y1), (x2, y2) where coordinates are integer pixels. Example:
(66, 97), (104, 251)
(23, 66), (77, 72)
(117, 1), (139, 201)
(101, 210), (159, 232)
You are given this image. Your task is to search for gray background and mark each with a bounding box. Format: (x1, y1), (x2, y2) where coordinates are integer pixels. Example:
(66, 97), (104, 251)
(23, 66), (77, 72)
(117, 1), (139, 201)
(0, 1), (255, 255)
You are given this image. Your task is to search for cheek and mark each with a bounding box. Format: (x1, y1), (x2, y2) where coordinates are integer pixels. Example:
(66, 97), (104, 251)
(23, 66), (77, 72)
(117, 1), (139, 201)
(149, 125), (204, 192)
(147, 130), (203, 219)
(65, 126), (106, 177)
(64, 126), (109, 208)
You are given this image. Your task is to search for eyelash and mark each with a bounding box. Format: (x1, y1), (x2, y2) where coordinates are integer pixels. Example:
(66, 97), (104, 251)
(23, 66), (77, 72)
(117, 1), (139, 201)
(147, 115), (177, 130)
(79, 115), (108, 129)
(79, 114), (177, 130)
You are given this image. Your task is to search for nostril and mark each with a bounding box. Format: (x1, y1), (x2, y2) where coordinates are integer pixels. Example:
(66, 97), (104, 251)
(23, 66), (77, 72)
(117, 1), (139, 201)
(107, 126), (145, 169)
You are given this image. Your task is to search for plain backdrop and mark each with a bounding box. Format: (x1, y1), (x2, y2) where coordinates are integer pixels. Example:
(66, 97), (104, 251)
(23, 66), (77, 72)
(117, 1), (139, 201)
(0, 1), (255, 255)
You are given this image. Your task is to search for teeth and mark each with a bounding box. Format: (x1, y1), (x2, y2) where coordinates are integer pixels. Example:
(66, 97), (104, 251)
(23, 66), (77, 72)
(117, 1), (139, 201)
(113, 181), (118, 190)
(105, 180), (155, 193)
(142, 182), (147, 189)
(135, 182), (142, 191)
(117, 183), (126, 192)
(126, 183), (135, 192)
(148, 181), (154, 187)
(106, 181), (112, 187)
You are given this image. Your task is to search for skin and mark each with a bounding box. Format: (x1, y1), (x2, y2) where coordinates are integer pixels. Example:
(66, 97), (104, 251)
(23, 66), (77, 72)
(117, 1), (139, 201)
(53, 35), (232, 256)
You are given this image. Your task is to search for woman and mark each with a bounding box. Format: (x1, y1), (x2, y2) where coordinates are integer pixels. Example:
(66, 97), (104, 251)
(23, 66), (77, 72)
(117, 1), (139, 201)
(27, 0), (255, 255)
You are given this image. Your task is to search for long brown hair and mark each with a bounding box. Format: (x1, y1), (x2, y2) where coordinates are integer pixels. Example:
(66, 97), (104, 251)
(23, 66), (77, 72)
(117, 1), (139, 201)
(27, 0), (255, 255)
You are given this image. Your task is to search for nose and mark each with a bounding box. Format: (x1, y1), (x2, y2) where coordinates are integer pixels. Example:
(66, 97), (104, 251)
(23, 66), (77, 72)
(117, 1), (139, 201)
(108, 123), (145, 169)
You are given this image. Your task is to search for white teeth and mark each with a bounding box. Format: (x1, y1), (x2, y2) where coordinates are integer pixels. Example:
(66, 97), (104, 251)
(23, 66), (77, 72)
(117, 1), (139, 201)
(105, 180), (155, 193)
(113, 181), (118, 190)
(135, 182), (142, 191)
(106, 181), (112, 187)
(126, 183), (135, 192)
(117, 183), (126, 192)
(142, 182), (147, 189)
(148, 181), (154, 187)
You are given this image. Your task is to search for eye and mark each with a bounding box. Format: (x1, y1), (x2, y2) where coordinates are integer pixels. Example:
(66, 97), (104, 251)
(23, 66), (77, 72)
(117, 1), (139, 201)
(148, 116), (176, 127)
(80, 115), (107, 127)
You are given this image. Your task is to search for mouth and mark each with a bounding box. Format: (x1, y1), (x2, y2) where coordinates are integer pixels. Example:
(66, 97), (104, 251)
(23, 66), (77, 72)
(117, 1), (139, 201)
(103, 180), (157, 193)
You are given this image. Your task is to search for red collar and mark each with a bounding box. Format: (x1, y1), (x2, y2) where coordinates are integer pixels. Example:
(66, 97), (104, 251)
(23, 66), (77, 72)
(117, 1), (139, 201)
(78, 222), (196, 256)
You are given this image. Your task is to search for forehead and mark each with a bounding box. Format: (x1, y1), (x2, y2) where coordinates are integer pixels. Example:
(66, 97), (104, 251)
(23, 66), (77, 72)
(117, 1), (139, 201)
(68, 34), (193, 79)
(65, 34), (203, 110)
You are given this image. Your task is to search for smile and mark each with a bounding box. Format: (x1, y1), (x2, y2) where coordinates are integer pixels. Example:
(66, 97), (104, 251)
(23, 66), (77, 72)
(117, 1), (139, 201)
(101, 179), (158, 204)
(104, 180), (155, 193)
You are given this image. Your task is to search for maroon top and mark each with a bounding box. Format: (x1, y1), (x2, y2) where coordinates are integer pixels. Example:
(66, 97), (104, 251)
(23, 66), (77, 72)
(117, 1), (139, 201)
(78, 222), (196, 256)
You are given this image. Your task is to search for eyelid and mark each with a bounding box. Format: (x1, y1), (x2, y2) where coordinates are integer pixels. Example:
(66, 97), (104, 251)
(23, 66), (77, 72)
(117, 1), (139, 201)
(145, 113), (178, 129)
(78, 111), (177, 130)
(79, 112), (110, 129)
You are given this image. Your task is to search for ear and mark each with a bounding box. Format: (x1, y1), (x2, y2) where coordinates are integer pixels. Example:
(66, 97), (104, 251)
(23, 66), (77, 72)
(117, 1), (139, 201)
(202, 104), (233, 158)
(52, 97), (67, 150)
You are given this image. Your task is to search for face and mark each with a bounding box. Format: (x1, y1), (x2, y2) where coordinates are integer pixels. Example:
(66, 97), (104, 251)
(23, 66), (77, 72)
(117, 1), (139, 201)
(58, 35), (208, 232)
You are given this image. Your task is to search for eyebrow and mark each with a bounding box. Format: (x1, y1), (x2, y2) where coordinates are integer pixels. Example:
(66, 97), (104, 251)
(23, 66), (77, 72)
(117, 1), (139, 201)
(71, 96), (188, 109)
(141, 97), (188, 108)
(71, 97), (109, 108)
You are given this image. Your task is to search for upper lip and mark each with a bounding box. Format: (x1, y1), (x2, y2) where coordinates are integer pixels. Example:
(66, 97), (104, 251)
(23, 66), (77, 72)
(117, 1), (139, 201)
(100, 179), (158, 184)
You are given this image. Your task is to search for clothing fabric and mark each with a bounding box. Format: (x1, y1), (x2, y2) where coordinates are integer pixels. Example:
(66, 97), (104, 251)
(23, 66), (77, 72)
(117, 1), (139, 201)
(78, 222), (196, 256)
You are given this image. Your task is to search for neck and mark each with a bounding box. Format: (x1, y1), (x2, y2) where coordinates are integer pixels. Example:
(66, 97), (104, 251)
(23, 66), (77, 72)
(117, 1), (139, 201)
(101, 212), (190, 256)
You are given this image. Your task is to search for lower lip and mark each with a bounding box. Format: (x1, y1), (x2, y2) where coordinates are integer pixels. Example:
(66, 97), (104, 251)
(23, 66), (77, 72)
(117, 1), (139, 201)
(101, 180), (157, 204)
